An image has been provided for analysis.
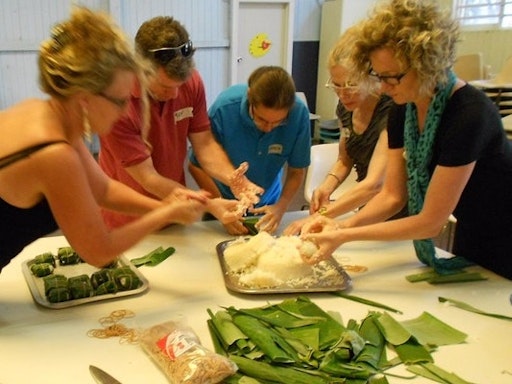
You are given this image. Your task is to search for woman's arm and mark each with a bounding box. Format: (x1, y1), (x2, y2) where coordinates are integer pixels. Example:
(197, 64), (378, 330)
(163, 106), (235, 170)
(38, 145), (206, 268)
(309, 137), (353, 213)
(301, 158), (475, 263)
(321, 129), (389, 218)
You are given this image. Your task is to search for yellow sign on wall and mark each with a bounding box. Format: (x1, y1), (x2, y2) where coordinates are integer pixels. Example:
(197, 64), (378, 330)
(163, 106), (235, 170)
(249, 33), (272, 58)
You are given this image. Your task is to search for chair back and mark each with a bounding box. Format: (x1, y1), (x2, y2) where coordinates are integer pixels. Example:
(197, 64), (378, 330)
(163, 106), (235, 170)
(296, 92), (320, 121)
(494, 55), (512, 84)
(304, 143), (358, 203)
(453, 53), (483, 81)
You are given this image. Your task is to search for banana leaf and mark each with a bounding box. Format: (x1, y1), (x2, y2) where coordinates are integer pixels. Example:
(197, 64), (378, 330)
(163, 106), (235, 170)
(375, 312), (433, 364)
(438, 296), (512, 321)
(130, 246), (175, 267)
(406, 269), (487, 284)
(277, 296), (346, 349)
(229, 355), (335, 384)
(355, 314), (387, 369)
(208, 309), (251, 351)
(331, 292), (403, 314)
(230, 312), (299, 363)
(401, 312), (467, 346)
(407, 363), (475, 384)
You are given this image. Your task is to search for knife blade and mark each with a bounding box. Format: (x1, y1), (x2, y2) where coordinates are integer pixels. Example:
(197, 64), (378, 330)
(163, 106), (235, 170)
(89, 365), (122, 384)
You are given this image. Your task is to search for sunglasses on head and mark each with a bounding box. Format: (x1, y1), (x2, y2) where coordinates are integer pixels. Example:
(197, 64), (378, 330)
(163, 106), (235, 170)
(148, 40), (195, 64)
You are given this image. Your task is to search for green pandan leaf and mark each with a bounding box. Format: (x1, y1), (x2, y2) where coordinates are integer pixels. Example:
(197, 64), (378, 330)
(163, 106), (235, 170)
(331, 291), (403, 314)
(438, 297), (512, 321)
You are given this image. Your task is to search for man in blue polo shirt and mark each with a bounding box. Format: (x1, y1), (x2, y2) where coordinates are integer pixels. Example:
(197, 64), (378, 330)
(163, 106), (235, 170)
(188, 66), (311, 235)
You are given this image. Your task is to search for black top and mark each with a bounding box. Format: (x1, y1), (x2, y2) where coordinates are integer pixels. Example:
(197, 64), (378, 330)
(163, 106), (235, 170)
(388, 84), (512, 279)
(0, 141), (67, 272)
(337, 95), (393, 181)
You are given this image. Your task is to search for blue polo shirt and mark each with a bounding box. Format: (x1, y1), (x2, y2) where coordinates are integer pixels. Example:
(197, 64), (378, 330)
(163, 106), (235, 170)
(189, 84), (311, 207)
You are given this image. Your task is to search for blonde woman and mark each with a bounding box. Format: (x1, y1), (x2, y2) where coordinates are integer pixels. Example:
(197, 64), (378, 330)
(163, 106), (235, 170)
(0, 7), (209, 273)
(284, 26), (405, 236)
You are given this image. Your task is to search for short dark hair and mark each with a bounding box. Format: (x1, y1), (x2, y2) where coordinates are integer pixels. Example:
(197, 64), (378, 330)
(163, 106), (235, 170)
(135, 16), (195, 81)
(247, 66), (296, 110)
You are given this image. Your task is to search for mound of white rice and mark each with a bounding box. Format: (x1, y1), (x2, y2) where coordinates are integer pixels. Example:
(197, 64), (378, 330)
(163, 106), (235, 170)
(223, 232), (336, 289)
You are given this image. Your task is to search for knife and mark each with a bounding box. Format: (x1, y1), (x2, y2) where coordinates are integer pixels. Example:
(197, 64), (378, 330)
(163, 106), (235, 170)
(89, 365), (122, 384)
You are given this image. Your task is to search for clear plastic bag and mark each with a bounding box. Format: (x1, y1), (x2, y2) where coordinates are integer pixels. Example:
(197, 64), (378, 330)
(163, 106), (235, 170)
(140, 320), (237, 384)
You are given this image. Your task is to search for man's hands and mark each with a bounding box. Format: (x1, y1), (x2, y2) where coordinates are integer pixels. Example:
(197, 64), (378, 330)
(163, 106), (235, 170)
(229, 162), (264, 214)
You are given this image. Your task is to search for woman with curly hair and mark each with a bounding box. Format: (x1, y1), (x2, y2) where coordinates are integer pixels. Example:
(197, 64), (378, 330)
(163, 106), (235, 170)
(300, 0), (512, 279)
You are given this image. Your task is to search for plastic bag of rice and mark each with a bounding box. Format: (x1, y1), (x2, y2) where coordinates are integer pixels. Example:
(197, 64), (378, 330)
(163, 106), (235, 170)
(140, 320), (237, 383)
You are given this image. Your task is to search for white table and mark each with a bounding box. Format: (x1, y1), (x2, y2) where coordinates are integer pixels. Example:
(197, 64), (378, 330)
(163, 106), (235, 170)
(1, 211), (511, 384)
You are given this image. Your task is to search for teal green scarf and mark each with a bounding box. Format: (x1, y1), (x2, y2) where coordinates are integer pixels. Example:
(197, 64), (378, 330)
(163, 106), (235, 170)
(404, 70), (471, 274)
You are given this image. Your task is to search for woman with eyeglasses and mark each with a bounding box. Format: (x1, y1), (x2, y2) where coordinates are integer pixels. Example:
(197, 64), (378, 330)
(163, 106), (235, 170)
(300, 0), (512, 280)
(0, 8), (209, 273)
(284, 25), (407, 236)
(98, 16), (263, 229)
(188, 66), (312, 235)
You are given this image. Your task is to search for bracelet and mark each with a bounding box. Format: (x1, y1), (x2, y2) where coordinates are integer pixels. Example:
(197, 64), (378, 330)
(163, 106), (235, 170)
(318, 206), (328, 216)
(327, 173), (342, 184)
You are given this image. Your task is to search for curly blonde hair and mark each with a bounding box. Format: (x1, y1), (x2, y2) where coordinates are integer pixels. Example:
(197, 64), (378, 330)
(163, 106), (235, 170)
(351, 0), (460, 96)
(328, 24), (378, 96)
(38, 7), (139, 97)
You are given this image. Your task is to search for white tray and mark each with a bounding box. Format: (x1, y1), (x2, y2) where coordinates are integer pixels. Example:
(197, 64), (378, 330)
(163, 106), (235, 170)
(22, 255), (149, 309)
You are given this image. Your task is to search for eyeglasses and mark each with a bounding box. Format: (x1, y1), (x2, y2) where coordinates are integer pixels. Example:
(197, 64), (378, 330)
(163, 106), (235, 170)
(97, 92), (130, 109)
(250, 105), (288, 128)
(325, 77), (358, 94)
(148, 40), (195, 64)
(368, 67), (410, 85)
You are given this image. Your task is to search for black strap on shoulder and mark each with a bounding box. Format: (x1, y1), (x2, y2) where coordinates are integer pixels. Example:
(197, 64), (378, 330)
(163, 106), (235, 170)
(0, 140), (68, 170)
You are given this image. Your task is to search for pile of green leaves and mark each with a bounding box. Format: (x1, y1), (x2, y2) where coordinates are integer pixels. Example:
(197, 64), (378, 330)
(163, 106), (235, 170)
(207, 296), (471, 383)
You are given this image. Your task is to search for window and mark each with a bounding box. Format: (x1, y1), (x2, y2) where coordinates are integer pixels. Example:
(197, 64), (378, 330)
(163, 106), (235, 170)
(455, 0), (512, 28)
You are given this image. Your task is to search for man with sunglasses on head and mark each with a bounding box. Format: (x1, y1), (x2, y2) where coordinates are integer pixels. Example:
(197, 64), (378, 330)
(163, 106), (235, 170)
(98, 16), (263, 229)
(188, 66), (311, 235)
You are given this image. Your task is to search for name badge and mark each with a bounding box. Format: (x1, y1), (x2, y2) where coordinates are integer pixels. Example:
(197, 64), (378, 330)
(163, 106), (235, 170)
(174, 107), (194, 122)
(268, 144), (283, 155)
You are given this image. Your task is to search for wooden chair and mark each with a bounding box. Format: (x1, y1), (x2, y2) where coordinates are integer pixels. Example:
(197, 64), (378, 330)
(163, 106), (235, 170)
(453, 53), (483, 81)
(494, 55), (512, 84)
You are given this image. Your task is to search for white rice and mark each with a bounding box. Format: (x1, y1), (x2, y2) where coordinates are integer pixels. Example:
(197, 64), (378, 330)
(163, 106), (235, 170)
(223, 232), (342, 289)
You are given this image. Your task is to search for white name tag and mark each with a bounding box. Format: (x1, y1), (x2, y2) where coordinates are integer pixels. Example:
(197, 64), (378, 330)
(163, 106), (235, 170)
(174, 107), (194, 122)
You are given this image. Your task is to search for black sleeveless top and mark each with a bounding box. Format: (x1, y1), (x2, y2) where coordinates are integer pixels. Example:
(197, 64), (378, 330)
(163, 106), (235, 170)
(0, 141), (67, 272)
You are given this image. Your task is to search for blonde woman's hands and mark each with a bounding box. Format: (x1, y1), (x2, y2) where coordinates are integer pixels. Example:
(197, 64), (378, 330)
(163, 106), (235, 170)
(162, 188), (209, 225)
(282, 214), (318, 236)
(207, 198), (245, 225)
(299, 216), (344, 264)
(164, 188), (210, 205)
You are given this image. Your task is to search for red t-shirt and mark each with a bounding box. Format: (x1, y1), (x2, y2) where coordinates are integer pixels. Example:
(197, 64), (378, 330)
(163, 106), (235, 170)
(99, 70), (211, 228)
